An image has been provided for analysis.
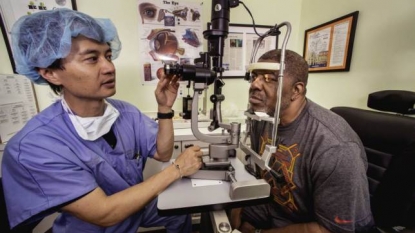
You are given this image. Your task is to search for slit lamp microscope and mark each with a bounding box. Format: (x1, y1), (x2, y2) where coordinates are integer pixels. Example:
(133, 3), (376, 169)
(164, 0), (292, 201)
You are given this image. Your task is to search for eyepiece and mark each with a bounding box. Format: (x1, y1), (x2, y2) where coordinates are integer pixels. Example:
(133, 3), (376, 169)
(163, 63), (217, 85)
(164, 63), (182, 76)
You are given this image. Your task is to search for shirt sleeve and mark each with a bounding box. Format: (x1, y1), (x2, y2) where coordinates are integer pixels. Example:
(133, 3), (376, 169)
(2, 134), (98, 228)
(311, 142), (373, 233)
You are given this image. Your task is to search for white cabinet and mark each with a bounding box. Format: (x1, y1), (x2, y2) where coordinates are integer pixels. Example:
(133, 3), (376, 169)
(143, 138), (213, 180)
(172, 141), (182, 159)
(181, 140), (210, 150)
(143, 141), (182, 180)
(142, 127), (219, 180)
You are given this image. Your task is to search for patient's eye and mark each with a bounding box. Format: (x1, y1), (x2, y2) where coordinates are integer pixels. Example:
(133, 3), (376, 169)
(250, 72), (278, 84)
(263, 74), (278, 83)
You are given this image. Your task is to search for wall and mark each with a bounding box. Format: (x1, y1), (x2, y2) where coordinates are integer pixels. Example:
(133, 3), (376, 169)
(1, 0), (413, 230)
(0, 0), (302, 114)
(217, 0), (303, 113)
(298, 0), (415, 109)
(3, 1), (412, 113)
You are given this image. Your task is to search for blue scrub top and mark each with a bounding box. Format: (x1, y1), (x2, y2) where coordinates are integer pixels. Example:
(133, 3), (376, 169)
(1, 99), (158, 232)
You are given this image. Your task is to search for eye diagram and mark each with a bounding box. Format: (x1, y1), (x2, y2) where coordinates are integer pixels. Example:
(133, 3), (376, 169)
(138, 1), (203, 81)
(190, 9), (200, 21)
(147, 29), (185, 61)
(139, 2), (200, 24)
(139, 2), (158, 24)
(182, 28), (200, 47)
(172, 7), (188, 20)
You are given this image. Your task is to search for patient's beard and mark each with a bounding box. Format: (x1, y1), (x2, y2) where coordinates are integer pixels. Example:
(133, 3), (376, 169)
(267, 95), (291, 119)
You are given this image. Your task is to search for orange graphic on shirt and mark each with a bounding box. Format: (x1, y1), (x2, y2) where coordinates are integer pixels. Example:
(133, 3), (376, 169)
(259, 135), (301, 213)
(334, 216), (353, 224)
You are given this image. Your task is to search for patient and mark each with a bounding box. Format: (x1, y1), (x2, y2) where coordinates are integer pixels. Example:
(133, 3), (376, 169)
(231, 49), (375, 233)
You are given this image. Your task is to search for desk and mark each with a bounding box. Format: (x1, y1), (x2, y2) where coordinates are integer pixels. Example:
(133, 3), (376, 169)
(157, 157), (270, 216)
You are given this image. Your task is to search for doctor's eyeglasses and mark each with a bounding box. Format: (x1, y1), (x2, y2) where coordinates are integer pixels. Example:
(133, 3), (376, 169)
(250, 71), (279, 85)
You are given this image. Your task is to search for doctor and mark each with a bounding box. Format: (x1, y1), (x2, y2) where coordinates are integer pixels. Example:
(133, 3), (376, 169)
(1, 8), (202, 233)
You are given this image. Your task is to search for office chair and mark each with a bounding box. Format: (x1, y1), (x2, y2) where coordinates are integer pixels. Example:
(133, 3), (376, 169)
(331, 90), (415, 232)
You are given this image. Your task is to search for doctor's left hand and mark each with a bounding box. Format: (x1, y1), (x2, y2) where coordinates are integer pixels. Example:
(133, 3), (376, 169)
(155, 68), (180, 110)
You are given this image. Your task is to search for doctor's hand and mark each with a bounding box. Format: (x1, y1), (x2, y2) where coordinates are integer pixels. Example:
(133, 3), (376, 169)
(174, 146), (203, 177)
(155, 68), (180, 111)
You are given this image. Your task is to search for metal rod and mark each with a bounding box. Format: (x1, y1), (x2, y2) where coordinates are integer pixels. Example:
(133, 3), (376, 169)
(271, 21), (291, 146)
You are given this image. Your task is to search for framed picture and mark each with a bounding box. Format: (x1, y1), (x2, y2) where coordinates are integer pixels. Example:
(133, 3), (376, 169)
(208, 23), (277, 78)
(0, 0), (78, 73)
(303, 11), (359, 72)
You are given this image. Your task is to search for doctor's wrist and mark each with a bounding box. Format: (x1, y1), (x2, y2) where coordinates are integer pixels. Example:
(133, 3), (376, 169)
(158, 106), (172, 113)
(157, 109), (174, 120)
(171, 161), (183, 179)
(169, 162), (183, 180)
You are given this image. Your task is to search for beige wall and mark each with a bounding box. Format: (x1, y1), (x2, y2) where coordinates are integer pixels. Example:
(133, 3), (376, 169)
(298, 0), (415, 109)
(1, 0), (414, 113)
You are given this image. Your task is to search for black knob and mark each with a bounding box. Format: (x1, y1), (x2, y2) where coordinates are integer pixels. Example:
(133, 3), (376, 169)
(174, 145), (179, 149)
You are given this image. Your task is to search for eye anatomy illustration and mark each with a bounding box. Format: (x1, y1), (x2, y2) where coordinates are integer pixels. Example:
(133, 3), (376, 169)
(139, 2), (158, 24)
(190, 9), (200, 21)
(182, 28), (200, 47)
(172, 7), (188, 20)
(137, 1), (204, 82)
(147, 29), (185, 62)
(163, 11), (175, 26)
(139, 2), (201, 25)
(157, 9), (166, 22)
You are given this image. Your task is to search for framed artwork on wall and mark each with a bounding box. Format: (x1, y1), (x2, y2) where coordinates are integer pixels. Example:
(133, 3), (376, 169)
(303, 11), (359, 72)
(0, 0), (78, 73)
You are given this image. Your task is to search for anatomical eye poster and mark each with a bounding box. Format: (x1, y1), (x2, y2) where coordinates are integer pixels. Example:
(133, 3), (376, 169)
(137, 0), (203, 84)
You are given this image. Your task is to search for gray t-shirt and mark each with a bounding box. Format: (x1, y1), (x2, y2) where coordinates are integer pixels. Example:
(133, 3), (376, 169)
(244, 99), (374, 233)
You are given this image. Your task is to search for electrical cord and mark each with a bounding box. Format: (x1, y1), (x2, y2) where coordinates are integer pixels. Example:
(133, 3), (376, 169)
(239, 1), (262, 37)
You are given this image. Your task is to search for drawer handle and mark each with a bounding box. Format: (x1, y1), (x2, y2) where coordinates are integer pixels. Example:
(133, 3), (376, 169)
(184, 144), (194, 149)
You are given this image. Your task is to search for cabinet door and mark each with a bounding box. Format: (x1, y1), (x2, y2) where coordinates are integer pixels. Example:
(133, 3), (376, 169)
(172, 141), (182, 159)
(143, 141), (182, 180)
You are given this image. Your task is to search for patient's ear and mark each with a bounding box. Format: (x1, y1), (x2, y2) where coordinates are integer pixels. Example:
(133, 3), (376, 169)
(38, 68), (62, 85)
(291, 82), (305, 101)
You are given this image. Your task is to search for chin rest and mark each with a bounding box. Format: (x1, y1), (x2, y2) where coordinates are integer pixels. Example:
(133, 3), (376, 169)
(331, 90), (415, 230)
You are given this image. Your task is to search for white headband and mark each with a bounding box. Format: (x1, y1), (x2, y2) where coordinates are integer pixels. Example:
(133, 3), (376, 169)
(246, 62), (281, 72)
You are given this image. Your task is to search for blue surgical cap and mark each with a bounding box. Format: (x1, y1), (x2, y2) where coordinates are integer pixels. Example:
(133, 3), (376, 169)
(11, 8), (122, 84)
